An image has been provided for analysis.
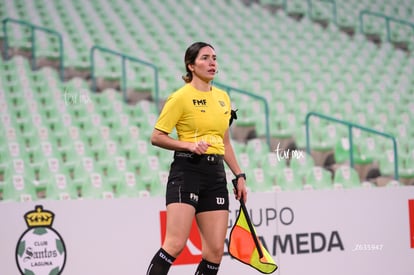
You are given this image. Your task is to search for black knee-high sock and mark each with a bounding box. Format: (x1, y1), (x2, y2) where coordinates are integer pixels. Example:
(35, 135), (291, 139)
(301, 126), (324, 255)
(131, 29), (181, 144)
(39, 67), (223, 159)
(194, 258), (220, 275)
(146, 248), (176, 275)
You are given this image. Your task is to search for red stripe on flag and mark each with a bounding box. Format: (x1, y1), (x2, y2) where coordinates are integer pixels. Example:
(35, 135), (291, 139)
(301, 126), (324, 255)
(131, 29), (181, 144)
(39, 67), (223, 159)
(409, 200), (414, 249)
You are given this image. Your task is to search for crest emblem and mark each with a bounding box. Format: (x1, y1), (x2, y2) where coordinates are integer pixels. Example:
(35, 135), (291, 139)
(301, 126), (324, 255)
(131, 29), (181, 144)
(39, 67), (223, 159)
(16, 205), (67, 275)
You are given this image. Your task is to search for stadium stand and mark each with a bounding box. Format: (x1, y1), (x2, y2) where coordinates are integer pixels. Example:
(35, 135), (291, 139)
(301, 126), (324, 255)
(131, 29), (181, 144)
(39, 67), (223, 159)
(0, 0), (413, 202)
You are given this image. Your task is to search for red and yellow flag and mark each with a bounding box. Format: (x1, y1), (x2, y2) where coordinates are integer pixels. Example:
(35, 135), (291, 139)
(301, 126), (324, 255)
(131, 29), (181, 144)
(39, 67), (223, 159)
(229, 204), (278, 274)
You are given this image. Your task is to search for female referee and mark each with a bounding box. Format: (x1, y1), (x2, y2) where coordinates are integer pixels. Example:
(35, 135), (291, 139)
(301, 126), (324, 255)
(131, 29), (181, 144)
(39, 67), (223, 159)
(146, 42), (248, 275)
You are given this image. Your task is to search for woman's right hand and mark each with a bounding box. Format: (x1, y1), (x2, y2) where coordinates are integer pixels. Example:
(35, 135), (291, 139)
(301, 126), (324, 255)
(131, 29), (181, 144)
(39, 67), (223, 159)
(189, 141), (210, 155)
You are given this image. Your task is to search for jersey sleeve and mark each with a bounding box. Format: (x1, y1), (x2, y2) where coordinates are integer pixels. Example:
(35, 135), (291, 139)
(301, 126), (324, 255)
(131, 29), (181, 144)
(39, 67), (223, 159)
(154, 93), (183, 134)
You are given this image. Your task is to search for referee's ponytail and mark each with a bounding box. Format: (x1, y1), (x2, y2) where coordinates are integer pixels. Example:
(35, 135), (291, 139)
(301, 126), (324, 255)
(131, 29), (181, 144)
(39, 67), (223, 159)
(182, 42), (214, 83)
(182, 72), (192, 83)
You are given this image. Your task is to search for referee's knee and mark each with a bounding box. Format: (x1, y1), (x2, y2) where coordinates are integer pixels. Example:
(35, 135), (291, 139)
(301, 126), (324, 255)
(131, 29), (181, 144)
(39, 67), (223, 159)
(162, 240), (186, 258)
(203, 245), (225, 263)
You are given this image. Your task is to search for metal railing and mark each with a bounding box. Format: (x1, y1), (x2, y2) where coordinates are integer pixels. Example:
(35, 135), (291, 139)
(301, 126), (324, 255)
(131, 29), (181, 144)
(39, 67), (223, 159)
(214, 82), (271, 150)
(305, 112), (399, 180)
(90, 45), (160, 109)
(359, 10), (414, 42)
(2, 18), (64, 80)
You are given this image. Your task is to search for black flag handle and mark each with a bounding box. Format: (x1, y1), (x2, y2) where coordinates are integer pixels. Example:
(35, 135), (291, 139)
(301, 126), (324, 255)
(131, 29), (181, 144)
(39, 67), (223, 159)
(232, 178), (264, 259)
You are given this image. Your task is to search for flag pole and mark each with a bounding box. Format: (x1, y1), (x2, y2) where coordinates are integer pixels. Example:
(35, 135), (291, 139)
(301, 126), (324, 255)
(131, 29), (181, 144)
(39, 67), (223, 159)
(232, 178), (264, 259)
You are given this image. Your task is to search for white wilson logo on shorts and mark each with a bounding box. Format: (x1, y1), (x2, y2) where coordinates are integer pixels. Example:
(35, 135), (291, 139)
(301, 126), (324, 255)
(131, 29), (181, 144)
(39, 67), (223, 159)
(216, 197), (225, 205)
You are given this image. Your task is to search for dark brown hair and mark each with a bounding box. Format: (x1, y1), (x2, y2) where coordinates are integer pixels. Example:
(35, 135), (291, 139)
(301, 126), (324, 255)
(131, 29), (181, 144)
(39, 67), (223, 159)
(182, 42), (214, 83)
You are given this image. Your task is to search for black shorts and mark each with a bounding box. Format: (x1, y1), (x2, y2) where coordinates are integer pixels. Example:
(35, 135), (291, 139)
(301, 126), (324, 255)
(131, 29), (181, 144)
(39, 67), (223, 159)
(165, 152), (229, 213)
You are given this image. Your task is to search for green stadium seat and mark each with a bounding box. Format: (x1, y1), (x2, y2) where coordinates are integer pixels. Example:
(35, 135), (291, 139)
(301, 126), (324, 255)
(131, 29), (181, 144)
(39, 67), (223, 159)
(377, 149), (398, 178)
(289, 152), (315, 181)
(292, 124), (308, 150)
(285, 0), (307, 16)
(5, 140), (21, 160)
(137, 169), (164, 197)
(0, 158), (11, 195)
(46, 173), (79, 200)
(23, 144), (46, 170)
(271, 112), (297, 139)
(304, 166), (333, 190)
(116, 172), (142, 198)
(97, 155), (129, 192)
(80, 172), (115, 199)
(59, 159), (88, 193)
(0, 139), (9, 166)
(237, 153), (256, 178)
(84, 133), (107, 160)
(136, 139), (158, 156)
(398, 150), (414, 182)
(260, 151), (287, 185)
(157, 149), (174, 171)
(275, 167), (303, 191)
(2, 174), (37, 202)
(25, 159), (53, 196)
(357, 136), (382, 162)
(100, 164), (123, 192)
(333, 165), (361, 189)
(245, 138), (271, 167)
(334, 137), (360, 165)
(249, 167), (275, 192)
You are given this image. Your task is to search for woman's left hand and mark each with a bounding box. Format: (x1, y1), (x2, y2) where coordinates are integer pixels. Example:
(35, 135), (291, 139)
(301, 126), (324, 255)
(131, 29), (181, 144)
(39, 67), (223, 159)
(234, 178), (247, 203)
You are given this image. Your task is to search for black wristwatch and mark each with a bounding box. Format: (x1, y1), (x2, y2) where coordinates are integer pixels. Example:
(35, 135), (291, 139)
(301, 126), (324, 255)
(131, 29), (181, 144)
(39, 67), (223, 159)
(235, 173), (246, 181)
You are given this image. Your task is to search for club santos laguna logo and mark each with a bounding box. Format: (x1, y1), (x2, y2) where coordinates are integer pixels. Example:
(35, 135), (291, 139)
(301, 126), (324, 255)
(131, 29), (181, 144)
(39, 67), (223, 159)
(15, 205), (67, 275)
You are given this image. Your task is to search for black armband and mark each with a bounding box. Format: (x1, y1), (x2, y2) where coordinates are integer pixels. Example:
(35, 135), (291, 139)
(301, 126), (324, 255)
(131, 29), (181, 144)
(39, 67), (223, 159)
(229, 109), (238, 126)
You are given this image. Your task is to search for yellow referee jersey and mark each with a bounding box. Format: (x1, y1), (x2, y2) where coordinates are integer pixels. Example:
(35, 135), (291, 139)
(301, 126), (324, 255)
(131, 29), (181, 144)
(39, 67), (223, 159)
(154, 84), (231, 155)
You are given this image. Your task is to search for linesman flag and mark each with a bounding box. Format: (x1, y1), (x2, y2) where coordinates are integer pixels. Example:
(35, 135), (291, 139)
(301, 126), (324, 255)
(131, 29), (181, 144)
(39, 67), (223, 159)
(229, 179), (278, 274)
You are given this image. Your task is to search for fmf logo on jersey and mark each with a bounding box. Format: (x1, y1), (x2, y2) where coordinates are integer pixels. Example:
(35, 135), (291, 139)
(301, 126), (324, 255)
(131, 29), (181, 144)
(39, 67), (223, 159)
(409, 199), (414, 248)
(16, 205), (67, 275)
(160, 211), (202, 265)
(192, 99), (207, 106)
